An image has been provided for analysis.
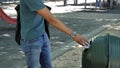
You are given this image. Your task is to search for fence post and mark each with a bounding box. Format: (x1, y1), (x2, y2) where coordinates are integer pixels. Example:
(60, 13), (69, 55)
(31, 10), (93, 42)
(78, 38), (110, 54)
(64, 0), (67, 6)
(74, 0), (78, 5)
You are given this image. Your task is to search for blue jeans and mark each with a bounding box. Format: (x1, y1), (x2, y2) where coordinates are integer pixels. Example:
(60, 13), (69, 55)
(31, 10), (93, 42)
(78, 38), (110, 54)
(20, 33), (52, 68)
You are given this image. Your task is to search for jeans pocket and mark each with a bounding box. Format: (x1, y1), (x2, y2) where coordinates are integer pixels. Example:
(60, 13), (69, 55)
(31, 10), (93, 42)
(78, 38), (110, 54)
(26, 36), (44, 50)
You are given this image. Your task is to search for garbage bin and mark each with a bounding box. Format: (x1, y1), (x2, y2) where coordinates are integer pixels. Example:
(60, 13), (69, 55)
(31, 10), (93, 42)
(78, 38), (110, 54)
(82, 33), (120, 68)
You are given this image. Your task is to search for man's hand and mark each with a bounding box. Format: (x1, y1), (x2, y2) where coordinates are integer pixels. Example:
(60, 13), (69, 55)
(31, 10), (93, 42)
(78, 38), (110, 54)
(72, 34), (88, 46)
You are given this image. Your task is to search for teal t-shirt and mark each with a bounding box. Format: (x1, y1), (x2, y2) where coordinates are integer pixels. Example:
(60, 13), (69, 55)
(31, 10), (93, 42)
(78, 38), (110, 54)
(20, 0), (46, 40)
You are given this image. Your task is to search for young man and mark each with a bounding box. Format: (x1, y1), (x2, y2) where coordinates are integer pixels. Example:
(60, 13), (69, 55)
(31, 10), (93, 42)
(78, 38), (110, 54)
(20, 0), (88, 68)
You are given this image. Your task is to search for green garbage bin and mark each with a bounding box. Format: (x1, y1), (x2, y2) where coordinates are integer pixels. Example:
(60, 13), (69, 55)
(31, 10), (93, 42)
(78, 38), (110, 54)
(82, 33), (120, 68)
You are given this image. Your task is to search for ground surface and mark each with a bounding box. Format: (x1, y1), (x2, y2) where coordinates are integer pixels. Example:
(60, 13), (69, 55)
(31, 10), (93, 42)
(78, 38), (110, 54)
(0, 0), (120, 68)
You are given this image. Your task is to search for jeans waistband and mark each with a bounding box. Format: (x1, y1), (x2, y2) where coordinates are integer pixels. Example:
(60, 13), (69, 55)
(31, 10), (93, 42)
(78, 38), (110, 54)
(21, 33), (47, 43)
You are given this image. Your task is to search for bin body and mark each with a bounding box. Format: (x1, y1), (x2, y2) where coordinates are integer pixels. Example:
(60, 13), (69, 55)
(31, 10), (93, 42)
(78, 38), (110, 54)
(82, 34), (120, 68)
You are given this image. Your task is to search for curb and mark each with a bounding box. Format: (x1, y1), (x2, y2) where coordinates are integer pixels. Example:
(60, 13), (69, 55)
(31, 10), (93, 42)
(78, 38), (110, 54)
(52, 24), (107, 60)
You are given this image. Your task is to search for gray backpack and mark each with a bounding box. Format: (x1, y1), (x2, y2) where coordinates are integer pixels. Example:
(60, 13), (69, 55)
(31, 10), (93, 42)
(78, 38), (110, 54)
(82, 33), (120, 68)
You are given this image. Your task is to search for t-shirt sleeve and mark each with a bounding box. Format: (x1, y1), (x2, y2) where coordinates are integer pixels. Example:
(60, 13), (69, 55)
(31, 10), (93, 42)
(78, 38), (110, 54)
(24, 0), (45, 11)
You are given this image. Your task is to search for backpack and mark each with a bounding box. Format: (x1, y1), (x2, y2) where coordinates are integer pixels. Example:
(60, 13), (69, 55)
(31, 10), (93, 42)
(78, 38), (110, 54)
(15, 5), (21, 45)
(82, 33), (120, 68)
(15, 5), (51, 45)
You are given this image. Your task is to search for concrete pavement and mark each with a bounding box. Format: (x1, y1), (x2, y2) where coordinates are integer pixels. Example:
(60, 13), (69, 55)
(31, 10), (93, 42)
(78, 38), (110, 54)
(52, 22), (120, 68)
(0, 1), (120, 68)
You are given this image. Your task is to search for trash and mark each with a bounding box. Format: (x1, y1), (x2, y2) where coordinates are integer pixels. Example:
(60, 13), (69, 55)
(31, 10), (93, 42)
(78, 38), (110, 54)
(84, 43), (91, 49)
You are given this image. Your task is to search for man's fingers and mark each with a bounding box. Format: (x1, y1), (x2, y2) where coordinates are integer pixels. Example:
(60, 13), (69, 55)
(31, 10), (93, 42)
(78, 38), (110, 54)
(73, 34), (89, 46)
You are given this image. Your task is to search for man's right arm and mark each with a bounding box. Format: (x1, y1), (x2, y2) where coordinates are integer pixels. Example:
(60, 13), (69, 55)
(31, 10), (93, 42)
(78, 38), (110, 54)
(36, 7), (88, 46)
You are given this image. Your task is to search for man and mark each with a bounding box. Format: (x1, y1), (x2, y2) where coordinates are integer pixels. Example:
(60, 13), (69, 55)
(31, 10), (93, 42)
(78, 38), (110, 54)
(107, 0), (117, 7)
(20, 0), (88, 68)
